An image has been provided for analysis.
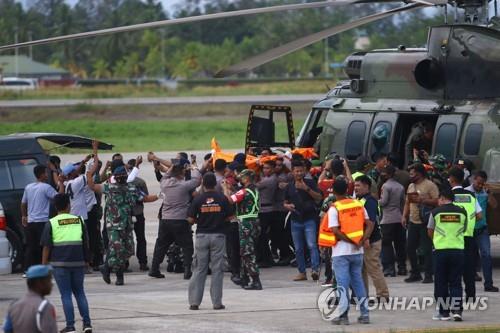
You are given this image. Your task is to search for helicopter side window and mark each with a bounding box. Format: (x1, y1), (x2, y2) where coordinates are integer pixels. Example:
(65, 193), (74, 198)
(345, 121), (367, 160)
(464, 124), (483, 156)
(434, 123), (457, 162)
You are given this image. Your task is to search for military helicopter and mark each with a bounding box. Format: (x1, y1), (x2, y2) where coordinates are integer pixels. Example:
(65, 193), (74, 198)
(1, 0), (500, 230)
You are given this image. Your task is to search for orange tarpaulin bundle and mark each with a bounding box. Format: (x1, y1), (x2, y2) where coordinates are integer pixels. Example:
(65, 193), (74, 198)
(291, 147), (318, 160)
(210, 138), (316, 171)
(211, 138), (260, 171)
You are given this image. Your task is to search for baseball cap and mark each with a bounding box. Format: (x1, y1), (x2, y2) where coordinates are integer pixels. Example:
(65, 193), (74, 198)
(239, 169), (255, 179)
(26, 265), (52, 279)
(228, 161), (241, 171)
(233, 153), (246, 165)
(62, 162), (79, 176)
(112, 165), (127, 176)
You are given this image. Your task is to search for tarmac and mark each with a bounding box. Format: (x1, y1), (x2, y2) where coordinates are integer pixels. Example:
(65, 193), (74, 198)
(1, 151), (500, 332)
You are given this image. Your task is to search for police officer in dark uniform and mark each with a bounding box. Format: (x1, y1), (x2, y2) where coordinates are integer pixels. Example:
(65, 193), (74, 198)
(448, 167), (483, 303)
(427, 187), (468, 321)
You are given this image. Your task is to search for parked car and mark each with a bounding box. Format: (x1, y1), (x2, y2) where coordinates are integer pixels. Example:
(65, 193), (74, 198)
(0, 133), (113, 272)
(0, 77), (38, 90)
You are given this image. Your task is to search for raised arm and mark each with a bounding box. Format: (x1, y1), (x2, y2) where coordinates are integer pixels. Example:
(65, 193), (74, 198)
(87, 140), (103, 194)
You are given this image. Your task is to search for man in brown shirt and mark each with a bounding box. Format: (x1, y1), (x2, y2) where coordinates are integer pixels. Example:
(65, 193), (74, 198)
(402, 163), (438, 283)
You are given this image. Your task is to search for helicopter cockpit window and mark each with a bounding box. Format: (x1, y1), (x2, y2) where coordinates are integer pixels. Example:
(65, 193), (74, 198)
(434, 123), (457, 162)
(464, 124), (483, 156)
(345, 121), (367, 160)
(371, 121), (392, 158)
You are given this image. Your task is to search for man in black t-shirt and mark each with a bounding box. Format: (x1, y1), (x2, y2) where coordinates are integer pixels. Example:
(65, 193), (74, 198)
(187, 173), (233, 310)
(284, 160), (323, 282)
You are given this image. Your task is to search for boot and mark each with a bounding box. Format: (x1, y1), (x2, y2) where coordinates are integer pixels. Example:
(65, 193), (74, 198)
(231, 274), (243, 286)
(115, 269), (124, 286)
(184, 267), (192, 280)
(239, 275), (250, 288)
(244, 275), (263, 290)
(99, 263), (111, 284)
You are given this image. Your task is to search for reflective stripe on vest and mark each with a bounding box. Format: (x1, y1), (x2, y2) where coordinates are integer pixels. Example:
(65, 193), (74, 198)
(318, 211), (336, 247)
(333, 198), (365, 245)
(50, 213), (83, 246)
(453, 193), (476, 237)
(433, 211), (466, 250)
(359, 197), (381, 220)
(238, 188), (260, 220)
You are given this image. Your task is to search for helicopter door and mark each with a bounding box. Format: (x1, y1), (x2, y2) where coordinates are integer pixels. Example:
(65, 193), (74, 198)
(368, 113), (398, 161)
(432, 114), (467, 162)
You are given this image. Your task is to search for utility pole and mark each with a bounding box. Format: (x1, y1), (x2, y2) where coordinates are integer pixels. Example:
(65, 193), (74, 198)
(161, 29), (165, 78)
(28, 31), (33, 59)
(14, 28), (19, 77)
(324, 38), (330, 78)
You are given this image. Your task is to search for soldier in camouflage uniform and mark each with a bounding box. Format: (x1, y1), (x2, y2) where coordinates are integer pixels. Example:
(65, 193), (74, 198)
(428, 154), (449, 187)
(86, 147), (158, 286)
(223, 169), (262, 290)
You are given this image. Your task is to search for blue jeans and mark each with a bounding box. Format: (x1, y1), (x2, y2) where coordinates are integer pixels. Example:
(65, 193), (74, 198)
(291, 219), (320, 273)
(53, 267), (91, 327)
(332, 254), (369, 317)
(474, 227), (494, 287)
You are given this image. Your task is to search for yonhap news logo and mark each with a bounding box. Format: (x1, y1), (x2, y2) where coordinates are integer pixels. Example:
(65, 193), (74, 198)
(317, 288), (488, 321)
(317, 286), (349, 321)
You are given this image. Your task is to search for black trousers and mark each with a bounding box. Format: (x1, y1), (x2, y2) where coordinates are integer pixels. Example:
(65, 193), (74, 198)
(434, 249), (464, 315)
(463, 236), (476, 299)
(270, 211), (294, 259)
(381, 223), (407, 272)
(24, 222), (47, 270)
(151, 219), (193, 273)
(257, 212), (274, 264)
(86, 205), (103, 267)
(407, 221), (433, 277)
(133, 213), (147, 265)
(226, 222), (241, 276)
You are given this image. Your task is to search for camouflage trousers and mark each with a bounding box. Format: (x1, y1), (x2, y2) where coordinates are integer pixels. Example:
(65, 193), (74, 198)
(239, 218), (261, 278)
(106, 227), (135, 272)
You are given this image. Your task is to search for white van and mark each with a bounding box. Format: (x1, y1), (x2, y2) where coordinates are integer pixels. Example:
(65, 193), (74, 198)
(0, 77), (38, 90)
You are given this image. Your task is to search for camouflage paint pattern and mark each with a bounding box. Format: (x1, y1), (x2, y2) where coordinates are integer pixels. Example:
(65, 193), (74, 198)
(103, 183), (143, 272)
(239, 218), (261, 278)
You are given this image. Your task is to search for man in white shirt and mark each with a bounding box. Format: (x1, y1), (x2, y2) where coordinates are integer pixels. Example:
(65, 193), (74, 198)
(61, 163), (88, 217)
(328, 177), (373, 325)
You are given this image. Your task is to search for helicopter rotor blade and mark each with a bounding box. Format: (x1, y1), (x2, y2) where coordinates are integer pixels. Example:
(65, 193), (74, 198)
(0, 0), (362, 52)
(215, 2), (425, 78)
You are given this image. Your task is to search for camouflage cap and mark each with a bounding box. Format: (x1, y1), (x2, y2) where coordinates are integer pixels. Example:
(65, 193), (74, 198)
(429, 154), (447, 170)
(239, 169), (256, 179)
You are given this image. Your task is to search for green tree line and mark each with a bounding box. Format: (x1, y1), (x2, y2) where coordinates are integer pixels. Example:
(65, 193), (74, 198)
(0, 0), (443, 79)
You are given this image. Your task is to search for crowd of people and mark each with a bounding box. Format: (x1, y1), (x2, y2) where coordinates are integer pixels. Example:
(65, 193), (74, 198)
(4, 136), (500, 332)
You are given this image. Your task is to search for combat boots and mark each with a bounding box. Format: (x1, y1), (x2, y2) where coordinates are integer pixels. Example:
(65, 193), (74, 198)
(243, 275), (263, 290)
(115, 269), (124, 286)
(99, 263), (111, 284)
